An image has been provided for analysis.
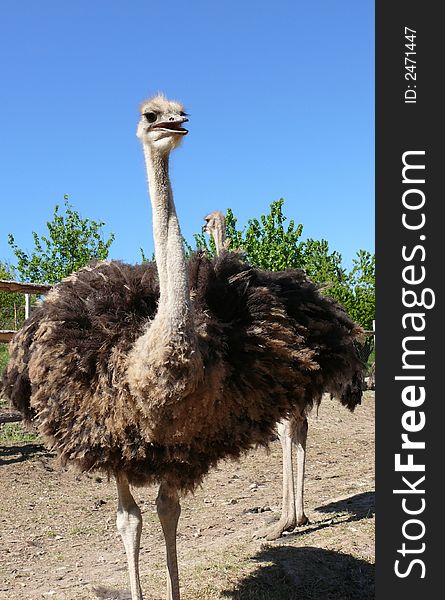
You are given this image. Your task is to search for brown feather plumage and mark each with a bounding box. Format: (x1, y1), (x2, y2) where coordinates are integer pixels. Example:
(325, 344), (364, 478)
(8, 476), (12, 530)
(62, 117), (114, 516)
(1, 252), (363, 492)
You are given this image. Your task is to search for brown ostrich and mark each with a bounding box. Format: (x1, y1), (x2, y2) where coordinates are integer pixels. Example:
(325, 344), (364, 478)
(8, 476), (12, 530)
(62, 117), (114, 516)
(2, 95), (364, 600)
(203, 210), (363, 540)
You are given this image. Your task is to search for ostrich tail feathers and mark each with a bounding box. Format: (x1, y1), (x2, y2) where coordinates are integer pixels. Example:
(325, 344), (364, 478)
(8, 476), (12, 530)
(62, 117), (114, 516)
(339, 370), (365, 411)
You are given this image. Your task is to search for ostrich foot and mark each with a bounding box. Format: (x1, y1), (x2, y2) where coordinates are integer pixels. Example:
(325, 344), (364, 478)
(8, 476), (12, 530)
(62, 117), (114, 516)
(255, 513), (309, 541)
(255, 517), (296, 540)
(296, 513), (309, 527)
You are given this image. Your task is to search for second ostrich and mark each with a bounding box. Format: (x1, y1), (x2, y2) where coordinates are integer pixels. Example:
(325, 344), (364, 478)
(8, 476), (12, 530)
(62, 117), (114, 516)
(2, 95), (363, 600)
(203, 210), (363, 540)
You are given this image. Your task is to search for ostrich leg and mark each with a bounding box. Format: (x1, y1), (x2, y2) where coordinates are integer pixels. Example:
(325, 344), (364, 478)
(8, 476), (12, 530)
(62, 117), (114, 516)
(263, 418), (297, 540)
(116, 473), (143, 600)
(293, 415), (309, 527)
(156, 482), (181, 600)
(261, 415), (309, 541)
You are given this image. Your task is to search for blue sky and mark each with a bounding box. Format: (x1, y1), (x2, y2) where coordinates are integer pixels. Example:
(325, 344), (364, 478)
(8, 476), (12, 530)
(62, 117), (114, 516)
(0, 0), (374, 272)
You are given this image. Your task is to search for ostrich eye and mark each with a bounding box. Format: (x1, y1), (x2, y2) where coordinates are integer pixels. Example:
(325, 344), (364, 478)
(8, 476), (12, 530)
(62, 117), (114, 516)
(144, 112), (157, 123)
(180, 111), (188, 117)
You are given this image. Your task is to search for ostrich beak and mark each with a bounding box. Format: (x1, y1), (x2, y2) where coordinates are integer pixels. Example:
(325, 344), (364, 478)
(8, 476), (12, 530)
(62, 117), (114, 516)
(152, 117), (189, 135)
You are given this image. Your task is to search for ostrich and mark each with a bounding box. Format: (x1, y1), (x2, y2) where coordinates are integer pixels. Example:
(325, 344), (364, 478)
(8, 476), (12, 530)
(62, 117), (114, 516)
(203, 210), (362, 540)
(2, 94), (364, 600)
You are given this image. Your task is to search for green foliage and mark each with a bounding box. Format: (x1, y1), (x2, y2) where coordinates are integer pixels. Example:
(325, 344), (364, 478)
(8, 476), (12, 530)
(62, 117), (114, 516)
(0, 260), (25, 329)
(0, 343), (9, 374)
(0, 422), (38, 443)
(233, 201), (305, 271)
(328, 250), (375, 331)
(140, 247), (157, 263)
(299, 239), (346, 286)
(8, 196), (115, 284)
(193, 226), (217, 257)
(326, 249), (375, 364)
(140, 247), (149, 263)
(195, 200), (306, 269)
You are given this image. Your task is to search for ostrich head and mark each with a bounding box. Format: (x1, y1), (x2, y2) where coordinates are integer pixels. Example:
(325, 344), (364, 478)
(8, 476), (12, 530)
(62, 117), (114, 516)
(203, 211), (225, 237)
(203, 211), (229, 253)
(137, 93), (188, 153)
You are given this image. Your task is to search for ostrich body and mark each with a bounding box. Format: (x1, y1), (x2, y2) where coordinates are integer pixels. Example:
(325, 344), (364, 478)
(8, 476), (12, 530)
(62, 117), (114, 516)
(203, 210), (362, 539)
(2, 96), (363, 600)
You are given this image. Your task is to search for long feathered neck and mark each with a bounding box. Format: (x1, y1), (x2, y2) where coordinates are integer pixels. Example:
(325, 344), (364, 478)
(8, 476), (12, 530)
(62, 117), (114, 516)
(127, 143), (200, 405)
(212, 217), (227, 256)
(143, 144), (191, 330)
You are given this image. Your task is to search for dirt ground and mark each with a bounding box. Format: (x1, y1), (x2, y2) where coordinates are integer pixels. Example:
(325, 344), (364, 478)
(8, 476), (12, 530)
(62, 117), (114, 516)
(0, 392), (375, 600)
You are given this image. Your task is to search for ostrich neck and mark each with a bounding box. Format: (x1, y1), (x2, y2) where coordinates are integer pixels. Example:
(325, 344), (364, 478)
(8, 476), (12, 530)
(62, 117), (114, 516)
(213, 221), (226, 255)
(143, 144), (191, 329)
(127, 142), (201, 411)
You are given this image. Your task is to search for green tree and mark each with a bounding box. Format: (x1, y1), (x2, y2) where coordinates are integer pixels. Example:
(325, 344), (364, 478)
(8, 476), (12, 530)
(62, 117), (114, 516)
(299, 238), (346, 287)
(8, 196), (115, 284)
(327, 250), (375, 363)
(195, 199), (348, 285)
(0, 261), (24, 330)
(329, 250), (375, 330)
(194, 200), (305, 270)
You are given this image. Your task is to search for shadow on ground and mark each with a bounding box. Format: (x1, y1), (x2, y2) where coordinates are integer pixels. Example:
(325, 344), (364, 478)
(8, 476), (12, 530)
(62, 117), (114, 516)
(92, 587), (131, 600)
(222, 546), (374, 600)
(315, 491), (375, 520)
(0, 442), (50, 465)
(259, 492), (375, 542)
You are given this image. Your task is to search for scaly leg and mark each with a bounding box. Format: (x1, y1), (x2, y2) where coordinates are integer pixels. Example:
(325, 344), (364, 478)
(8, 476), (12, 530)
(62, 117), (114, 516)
(293, 416), (309, 526)
(257, 415), (309, 540)
(116, 473), (143, 600)
(156, 482), (181, 600)
(255, 418), (296, 541)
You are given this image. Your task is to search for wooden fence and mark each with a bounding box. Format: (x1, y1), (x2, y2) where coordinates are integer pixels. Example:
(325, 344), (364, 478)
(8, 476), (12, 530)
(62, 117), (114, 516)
(0, 279), (52, 342)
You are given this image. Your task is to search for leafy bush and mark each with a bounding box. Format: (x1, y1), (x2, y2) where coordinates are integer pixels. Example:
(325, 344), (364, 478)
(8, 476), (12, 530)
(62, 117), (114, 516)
(8, 196), (115, 284)
(0, 343), (9, 375)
